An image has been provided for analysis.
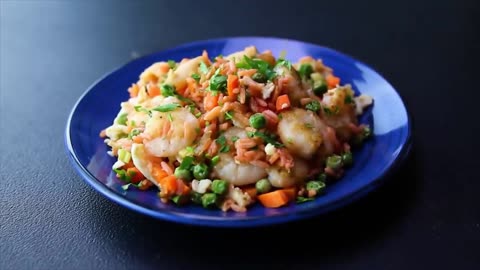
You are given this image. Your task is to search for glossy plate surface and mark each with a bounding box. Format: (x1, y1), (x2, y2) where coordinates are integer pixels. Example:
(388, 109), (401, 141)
(65, 37), (412, 227)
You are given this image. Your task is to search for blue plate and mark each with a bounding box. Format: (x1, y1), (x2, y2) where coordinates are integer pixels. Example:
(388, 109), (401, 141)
(65, 37), (412, 227)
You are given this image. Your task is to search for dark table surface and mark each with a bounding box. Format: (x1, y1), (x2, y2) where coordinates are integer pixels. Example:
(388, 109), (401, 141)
(1, 0), (479, 269)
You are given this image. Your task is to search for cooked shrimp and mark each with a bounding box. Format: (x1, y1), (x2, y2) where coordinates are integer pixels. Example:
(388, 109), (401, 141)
(321, 85), (358, 140)
(274, 65), (307, 106)
(165, 56), (204, 90)
(267, 158), (309, 188)
(130, 143), (159, 187)
(143, 107), (200, 158)
(226, 46), (257, 62)
(277, 108), (327, 159)
(213, 153), (267, 186)
(222, 127), (248, 142)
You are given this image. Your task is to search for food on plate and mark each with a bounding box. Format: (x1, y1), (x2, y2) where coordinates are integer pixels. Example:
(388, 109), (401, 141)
(100, 46), (373, 212)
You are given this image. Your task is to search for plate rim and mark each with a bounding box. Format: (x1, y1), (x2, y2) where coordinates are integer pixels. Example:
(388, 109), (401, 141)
(65, 36), (413, 227)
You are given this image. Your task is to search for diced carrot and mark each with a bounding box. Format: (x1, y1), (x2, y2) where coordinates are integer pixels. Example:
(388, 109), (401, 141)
(242, 185), (257, 199)
(257, 190), (290, 208)
(282, 187), (297, 201)
(326, 74), (340, 88)
(143, 73), (158, 84)
(128, 84), (139, 98)
(204, 92), (219, 111)
(275, 94), (291, 111)
(227, 74), (239, 97)
(126, 167), (145, 184)
(151, 165), (168, 183)
(176, 179), (191, 195)
(132, 135), (143, 144)
(159, 175), (177, 196)
(148, 84), (161, 97)
(158, 62), (171, 74)
(138, 179), (153, 191)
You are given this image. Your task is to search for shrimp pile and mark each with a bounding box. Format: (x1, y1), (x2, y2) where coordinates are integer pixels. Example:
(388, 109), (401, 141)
(100, 46), (373, 211)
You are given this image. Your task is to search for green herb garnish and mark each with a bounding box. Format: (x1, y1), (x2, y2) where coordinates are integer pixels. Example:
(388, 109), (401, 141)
(199, 61), (209, 74)
(275, 58), (292, 70)
(296, 196), (315, 203)
(247, 131), (283, 147)
(305, 100), (321, 112)
(224, 111), (234, 120)
(215, 135), (230, 153)
(236, 55), (276, 81)
(167, 60), (176, 69)
(152, 103), (180, 112)
(191, 73), (201, 82)
(128, 129), (141, 139)
(209, 68), (227, 93)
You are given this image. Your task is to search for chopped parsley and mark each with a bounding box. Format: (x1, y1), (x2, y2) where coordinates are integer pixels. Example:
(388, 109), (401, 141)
(247, 131), (283, 147)
(298, 64), (314, 79)
(296, 196), (315, 203)
(209, 68), (227, 94)
(179, 156), (194, 170)
(128, 129), (141, 139)
(305, 100), (321, 112)
(160, 84), (176, 97)
(275, 58), (292, 70)
(236, 55), (276, 81)
(191, 73), (201, 82)
(215, 135), (230, 153)
(167, 112), (173, 122)
(116, 113), (128, 125)
(344, 95), (353, 104)
(231, 136), (239, 142)
(167, 60), (176, 69)
(199, 61), (209, 74)
(134, 105), (152, 116)
(224, 111), (234, 120)
(183, 146), (195, 157)
(152, 103), (180, 112)
(114, 168), (131, 182)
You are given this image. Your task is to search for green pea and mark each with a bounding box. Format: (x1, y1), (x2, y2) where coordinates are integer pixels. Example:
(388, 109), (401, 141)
(352, 126), (372, 145)
(211, 155), (220, 166)
(249, 113), (267, 129)
(252, 72), (267, 83)
(326, 155), (343, 170)
(313, 79), (328, 96)
(192, 163), (209, 179)
(171, 194), (189, 205)
(191, 192), (203, 204)
(201, 193), (218, 208)
(174, 167), (192, 181)
(255, 179), (272, 194)
(342, 152), (353, 167)
(317, 173), (327, 182)
(299, 64), (314, 79)
(211, 179), (228, 195)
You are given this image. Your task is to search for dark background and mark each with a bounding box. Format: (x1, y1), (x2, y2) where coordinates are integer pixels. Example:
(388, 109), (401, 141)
(1, 0), (479, 269)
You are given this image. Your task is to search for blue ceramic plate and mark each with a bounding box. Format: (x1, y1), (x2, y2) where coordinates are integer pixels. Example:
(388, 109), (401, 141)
(65, 37), (411, 227)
